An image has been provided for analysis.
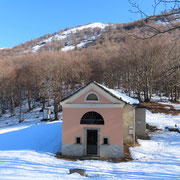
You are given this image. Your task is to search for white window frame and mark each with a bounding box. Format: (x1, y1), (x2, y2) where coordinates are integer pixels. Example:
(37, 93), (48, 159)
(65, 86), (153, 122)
(84, 92), (100, 102)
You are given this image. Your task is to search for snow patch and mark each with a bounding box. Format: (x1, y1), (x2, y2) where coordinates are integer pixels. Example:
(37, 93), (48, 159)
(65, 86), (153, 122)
(61, 45), (75, 52)
(32, 44), (45, 52)
(159, 101), (180, 111)
(146, 110), (180, 130)
(61, 40), (93, 52)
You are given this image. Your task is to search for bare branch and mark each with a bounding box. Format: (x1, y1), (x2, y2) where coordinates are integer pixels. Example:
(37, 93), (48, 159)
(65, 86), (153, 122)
(128, 0), (149, 18)
(153, 0), (164, 15)
(128, 0), (180, 39)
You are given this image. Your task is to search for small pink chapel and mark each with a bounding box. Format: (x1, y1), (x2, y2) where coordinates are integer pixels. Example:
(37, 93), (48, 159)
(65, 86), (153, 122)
(60, 81), (146, 158)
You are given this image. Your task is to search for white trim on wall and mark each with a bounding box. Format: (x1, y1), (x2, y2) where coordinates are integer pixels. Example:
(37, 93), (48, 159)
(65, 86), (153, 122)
(62, 104), (124, 108)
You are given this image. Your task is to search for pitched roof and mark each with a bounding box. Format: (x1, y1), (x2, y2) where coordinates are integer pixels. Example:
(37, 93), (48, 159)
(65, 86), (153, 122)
(60, 82), (91, 103)
(60, 81), (141, 106)
(94, 82), (139, 105)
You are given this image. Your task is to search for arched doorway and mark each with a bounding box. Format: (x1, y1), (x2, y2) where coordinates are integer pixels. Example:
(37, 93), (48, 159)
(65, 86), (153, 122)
(81, 111), (104, 155)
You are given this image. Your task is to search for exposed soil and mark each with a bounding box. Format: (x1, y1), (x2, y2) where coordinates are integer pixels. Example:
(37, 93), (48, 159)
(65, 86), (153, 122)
(123, 144), (133, 162)
(142, 102), (180, 116)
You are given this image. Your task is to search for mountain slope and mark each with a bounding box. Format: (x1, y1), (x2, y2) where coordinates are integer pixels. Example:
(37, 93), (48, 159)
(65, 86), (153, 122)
(32, 22), (108, 52)
(0, 22), (109, 58)
(0, 13), (179, 58)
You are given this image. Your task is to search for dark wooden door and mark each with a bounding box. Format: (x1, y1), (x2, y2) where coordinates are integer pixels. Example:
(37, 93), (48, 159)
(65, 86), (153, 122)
(87, 130), (98, 155)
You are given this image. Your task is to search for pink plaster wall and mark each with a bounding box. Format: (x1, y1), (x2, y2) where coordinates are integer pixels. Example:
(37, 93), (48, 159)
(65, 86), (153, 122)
(62, 108), (123, 145)
(71, 89), (112, 104)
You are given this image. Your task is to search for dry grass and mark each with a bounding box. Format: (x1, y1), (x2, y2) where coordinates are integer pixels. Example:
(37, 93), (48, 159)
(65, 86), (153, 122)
(142, 102), (180, 116)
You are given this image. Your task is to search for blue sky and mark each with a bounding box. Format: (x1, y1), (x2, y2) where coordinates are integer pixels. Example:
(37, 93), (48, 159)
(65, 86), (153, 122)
(0, 0), (166, 48)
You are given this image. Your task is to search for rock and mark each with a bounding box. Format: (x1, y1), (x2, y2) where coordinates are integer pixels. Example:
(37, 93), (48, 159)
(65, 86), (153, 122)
(146, 124), (159, 132)
(69, 169), (86, 176)
(168, 128), (180, 133)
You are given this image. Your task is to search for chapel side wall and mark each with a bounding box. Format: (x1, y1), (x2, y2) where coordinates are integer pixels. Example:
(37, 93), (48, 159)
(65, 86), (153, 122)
(122, 104), (135, 145)
(135, 108), (146, 138)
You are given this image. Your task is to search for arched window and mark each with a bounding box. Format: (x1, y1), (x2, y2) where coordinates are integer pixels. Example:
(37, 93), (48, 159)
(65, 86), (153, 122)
(85, 92), (99, 101)
(80, 111), (104, 125)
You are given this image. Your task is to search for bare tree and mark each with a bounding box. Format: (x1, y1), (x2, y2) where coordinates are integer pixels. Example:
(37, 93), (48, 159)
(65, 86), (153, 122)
(129, 0), (180, 38)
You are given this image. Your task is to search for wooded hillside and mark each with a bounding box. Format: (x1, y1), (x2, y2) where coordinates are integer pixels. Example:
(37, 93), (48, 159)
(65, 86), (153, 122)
(0, 16), (180, 120)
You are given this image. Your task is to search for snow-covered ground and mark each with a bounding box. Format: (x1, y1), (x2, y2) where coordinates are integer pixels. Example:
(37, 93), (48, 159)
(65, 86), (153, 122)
(0, 104), (180, 179)
(0, 106), (42, 128)
(159, 101), (180, 111)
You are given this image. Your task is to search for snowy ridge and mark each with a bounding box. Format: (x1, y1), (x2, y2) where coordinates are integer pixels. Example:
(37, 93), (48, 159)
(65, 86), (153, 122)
(54, 22), (107, 41)
(32, 22), (108, 52)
